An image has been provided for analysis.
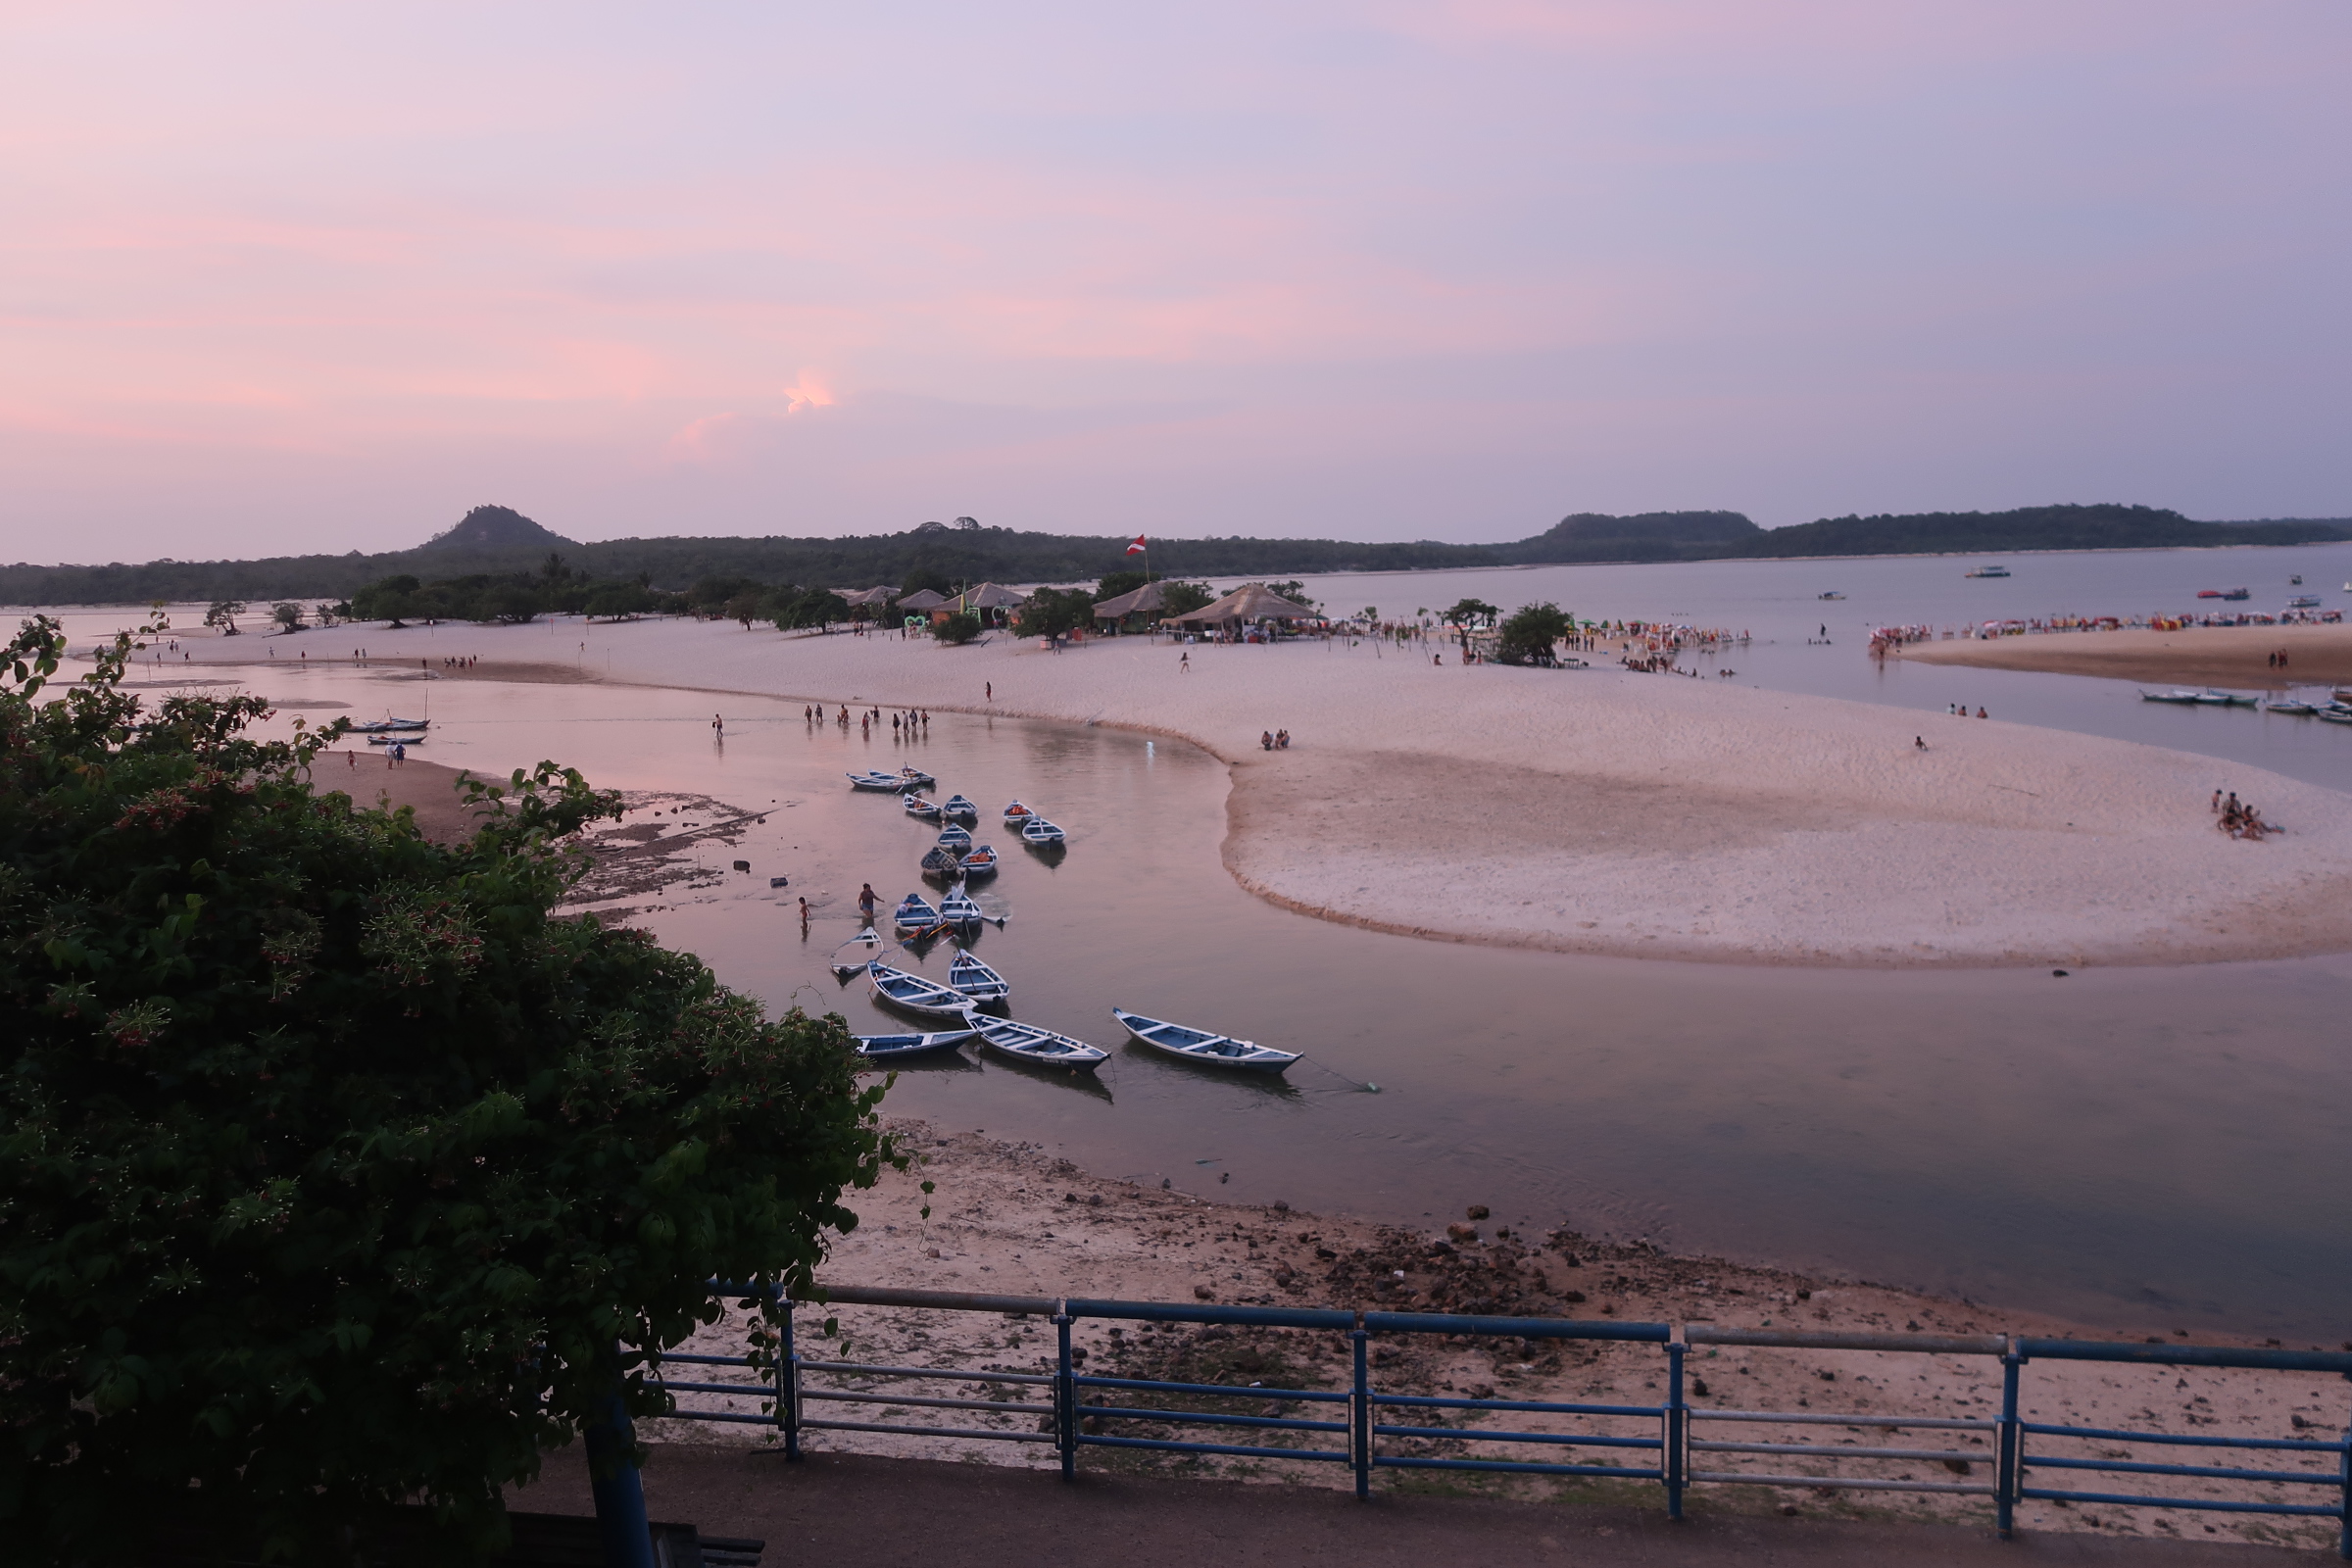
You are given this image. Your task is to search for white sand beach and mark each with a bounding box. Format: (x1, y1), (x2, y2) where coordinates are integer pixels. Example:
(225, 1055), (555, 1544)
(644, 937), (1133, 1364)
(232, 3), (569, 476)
(177, 617), (2352, 966)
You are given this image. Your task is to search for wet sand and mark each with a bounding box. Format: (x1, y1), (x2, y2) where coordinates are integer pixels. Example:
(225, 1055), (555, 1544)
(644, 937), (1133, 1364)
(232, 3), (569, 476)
(1895, 623), (2352, 689)
(172, 616), (2352, 967)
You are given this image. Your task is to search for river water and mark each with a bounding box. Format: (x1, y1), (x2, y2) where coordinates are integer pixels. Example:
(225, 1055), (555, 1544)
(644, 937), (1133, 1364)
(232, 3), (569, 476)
(15, 549), (2352, 1338)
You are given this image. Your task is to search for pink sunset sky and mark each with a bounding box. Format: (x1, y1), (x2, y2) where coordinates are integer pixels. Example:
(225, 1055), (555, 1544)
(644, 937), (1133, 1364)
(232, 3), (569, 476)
(2, 1), (2347, 561)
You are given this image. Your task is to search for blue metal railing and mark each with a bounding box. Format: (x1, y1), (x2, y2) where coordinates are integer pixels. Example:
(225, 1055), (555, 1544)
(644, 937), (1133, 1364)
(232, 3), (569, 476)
(667, 1282), (2352, 1555)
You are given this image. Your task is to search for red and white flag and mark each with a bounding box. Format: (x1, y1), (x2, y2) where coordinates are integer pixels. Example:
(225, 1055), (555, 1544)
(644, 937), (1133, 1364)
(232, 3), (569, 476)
(1125, 534), (1148, 555)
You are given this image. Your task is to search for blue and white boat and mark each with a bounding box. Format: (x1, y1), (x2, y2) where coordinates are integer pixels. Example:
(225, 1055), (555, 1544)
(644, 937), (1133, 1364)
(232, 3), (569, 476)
(941, 794), (979, 821)
(919, 847), (964, 881)
(959, 844), (1000, 878)
(966, 1016), (1107, 1071)
(866, 960), (973, 1021)
(894, 893), (941, 932)
(940, 888), (986, 928)
(904, 795), (943, 819)
(1112, 1006), (1298, 1074)
(936, 823), (973, 854)
(854, 1028), (979, 1062)
(1020, 817), (1066, 847)
(849, 770), (907, 791)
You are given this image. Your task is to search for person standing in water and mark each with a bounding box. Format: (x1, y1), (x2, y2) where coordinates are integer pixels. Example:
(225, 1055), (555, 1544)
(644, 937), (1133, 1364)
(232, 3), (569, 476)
(858, 884), (878, 924)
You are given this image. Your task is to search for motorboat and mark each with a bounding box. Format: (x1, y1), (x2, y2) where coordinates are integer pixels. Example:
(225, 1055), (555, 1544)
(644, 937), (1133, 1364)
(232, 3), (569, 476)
(903, 795), (943, 819)
(893, 893), (941, 932)
(965, 1015), (1108, 1071)
(948, 951), (1009, 1005)
(2291, 574), (2304, 585)
(936, 823), (973, 854)
(1020, 817), (1066, 847)
(941, 794), (979, 821)
(866, 960), (974, 1021)
(849, 770), (908, 791)
(854, 1028), (979, 1062)
(1003, 800), (1035, 826)
(1112, 1007), (1298, 1074)
(939, 888), (986, 928)
(958, 844), (1000, 878)
(1816, 591), (1845, 601)
(2219, 588), (2251, 601)
(1965, 565), (2011, 578)
(2196, 589), (2223, 599)
(2288, 595), (2322, 609)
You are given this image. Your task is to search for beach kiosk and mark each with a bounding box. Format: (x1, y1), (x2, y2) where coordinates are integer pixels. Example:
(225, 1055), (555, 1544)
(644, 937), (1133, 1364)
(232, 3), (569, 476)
(1171, 582), (1319, 642)
(1090, 579), (1170, 633)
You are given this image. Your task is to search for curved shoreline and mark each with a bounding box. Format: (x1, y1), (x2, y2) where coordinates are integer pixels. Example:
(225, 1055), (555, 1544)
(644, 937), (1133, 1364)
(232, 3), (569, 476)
(1893, 622), (2352, 688)
(156, 615), (2352, 968)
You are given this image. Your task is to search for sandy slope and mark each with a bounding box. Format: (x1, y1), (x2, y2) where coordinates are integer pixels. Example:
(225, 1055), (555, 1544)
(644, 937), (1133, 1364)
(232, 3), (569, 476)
(178, 617), (2352, 966)
(1894, 622), (2352, 688)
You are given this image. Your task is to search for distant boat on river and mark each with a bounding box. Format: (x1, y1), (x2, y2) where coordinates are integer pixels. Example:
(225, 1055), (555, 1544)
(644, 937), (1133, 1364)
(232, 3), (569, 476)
(1965, 565), (2011, 578)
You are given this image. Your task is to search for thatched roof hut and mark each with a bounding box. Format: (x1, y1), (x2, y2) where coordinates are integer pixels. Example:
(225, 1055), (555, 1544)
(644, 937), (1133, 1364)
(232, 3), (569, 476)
(1172, 582), (1317, 631)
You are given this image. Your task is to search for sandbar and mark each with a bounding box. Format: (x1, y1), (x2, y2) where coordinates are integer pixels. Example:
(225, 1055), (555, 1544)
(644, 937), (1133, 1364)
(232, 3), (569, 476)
(1893, 622), (2352, 688)
(173, 616), (2352, 967)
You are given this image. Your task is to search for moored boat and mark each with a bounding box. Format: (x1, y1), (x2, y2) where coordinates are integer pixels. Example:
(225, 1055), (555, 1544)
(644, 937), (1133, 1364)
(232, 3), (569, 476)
(2317, 707), (2352, 725)
(1111, 1006), (1298, 1073)
(866, 960), (975, 1020)
(2266, 700), (2317, 716)
(1020, 817), (1066, 847)
(894, 893), (941, 932)
(959, 844), (1000, 878)
(1816, 591), (1844, 600)
(2288, 595), (2322, 609)
(940, 888), (985, 927)
(1003, 800), (1035, 826)
(849, 770), (907, 791)
(904, 795), (943, 819)
(2139, 690), (2200, 704)
(897, 766), (936, 788)
(2220, 587), (2251, 601)
(366, 732), (423, 746)
(965, 1015), (1107, 1071)
(1965, 565), (2011, 578)
(853, 1028), (979, 1062)
(936, 823), (973, 853)
(919, 846), (964, 880)
(350, 717), (429, 733)
(948, 950), (1009, 1004)
(941, 794), (979, 821)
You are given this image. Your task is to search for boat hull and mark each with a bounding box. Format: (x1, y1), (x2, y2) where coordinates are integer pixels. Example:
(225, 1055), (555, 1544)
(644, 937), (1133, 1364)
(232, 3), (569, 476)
(968, 1019), (1106, 1071)
(854, 1029), (978, 1060)
(1112, 1007), (1298, 1073)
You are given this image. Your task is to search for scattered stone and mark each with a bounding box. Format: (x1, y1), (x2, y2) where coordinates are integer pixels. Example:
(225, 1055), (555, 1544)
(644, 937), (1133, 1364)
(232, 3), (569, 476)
(1446, 1222), (1479, 1243)
(1466, 1204), (1491, 1220)
(1193, 1280), (1216, 1300)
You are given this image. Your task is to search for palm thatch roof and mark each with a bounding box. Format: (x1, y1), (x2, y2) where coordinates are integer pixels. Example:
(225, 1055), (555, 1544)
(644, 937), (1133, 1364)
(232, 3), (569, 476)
(835, 586), (898, 608)
(895, 588), (950, 612)
(1173, 582), (1318, 626)
(1090, 581), (1169, 619)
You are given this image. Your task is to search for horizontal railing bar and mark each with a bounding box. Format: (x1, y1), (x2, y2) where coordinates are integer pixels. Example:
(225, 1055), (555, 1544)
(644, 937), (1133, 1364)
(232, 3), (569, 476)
(2018, 1338), (2352, 1375)
(1374, 1455), (1664, 1479)
(1690, 1471), (1995, 1495)
(2021, 1421), (2345, 1453)
(1691, 1408), (1996, 1431)
(783, 1284), (1060, 1315)
(1373, 1424), (1659, 1449)
(1078, 1434), (1351, 1462)
(800, 1417), (1055, 1444)
(2020, 1488), (2344, 1518)
(2024, 1455), (2337, 1486)
(1688, 1327), (2007, 1356)
(1075, 1374), (1348, 1403)
(1371, 1392), (1661, 1417)
(1065, 1298), (1355, 1332)
(651, 1352), (763, 1368)
(652, 1379), (770, 1398)
(1691, 1440), (1983, 1462)
(797, 1359), (1056, 1387)
(1363, 1310), (1671, 1343)
(1085, 1404), (1348, 1435)
(801, 1389), (1037, 1415)
(657, 1409), (778, 1427)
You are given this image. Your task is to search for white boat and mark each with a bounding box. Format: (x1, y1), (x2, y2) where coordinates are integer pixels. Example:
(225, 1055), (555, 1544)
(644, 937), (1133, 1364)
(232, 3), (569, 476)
(2266, 700), (2317, 716)
(1020, 817), (1067, 847)
(966, 1015), (1107, 1071)
(959, 844), (1000, 878)
(1112, 1006), (1298, 1074)
(893, 893), (941, 932)
(948, 951), (1009, 1004)
(849, 770), (907, 791)
(2193, 690), (2256, 707)
(854, 1028), (978, 1062)
(350, 717), (429, 733)
(2320, 707), (2352, 726)
(866, 961), (974, 1020)
(903, 795), (943, 819)
(1003, 800), (1035, 826)
(941, 794), (979, 821)
(2139, 690), (2201, 704)
(828, 931), (883, 978)
(940, 888), (986, 927)
(2288, 596), (2322, 609)
(936, 824), (973, 853)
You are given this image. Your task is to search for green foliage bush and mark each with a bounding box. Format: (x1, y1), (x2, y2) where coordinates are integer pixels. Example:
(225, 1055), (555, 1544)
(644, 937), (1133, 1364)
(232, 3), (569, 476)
(1012, 588), (1091, 640)
(0, 617), (894, 1561)
(1495, 602), (1574, 665)
(930, 612), (983, 645)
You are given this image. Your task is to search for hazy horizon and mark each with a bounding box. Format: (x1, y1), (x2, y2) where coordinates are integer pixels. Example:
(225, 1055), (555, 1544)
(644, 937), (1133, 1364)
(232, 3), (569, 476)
(4, 2), (2348, 563)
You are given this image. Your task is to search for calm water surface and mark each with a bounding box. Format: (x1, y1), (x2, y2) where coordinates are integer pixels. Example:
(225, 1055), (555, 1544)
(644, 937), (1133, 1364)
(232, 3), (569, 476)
(179, 662), (2352, 1341)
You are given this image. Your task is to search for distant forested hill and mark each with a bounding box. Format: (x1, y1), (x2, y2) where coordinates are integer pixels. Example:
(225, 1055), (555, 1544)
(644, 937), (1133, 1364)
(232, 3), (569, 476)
(2, 503), (2345, 607)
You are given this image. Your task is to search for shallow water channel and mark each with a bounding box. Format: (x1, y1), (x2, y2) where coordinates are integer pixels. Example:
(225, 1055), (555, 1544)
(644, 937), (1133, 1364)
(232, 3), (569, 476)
(228, 662), (2352, 1342)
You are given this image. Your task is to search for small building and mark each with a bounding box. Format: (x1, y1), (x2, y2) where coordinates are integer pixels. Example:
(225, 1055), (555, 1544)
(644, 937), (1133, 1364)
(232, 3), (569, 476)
(895, 588), (951, 617)
(944, 582), (1029, 626)
(1171, 582), (1318, 639)
(1090, 580), (1169, 631)
(835, 586), (898, 620)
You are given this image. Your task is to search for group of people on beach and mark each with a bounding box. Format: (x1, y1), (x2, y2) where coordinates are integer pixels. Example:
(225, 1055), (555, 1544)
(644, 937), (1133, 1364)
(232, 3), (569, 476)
(1946, 703), (1989, 718)
(2210, 790), (2278, 841)
(1259, 729), (1291, 750)
(803, 703), (930, 738)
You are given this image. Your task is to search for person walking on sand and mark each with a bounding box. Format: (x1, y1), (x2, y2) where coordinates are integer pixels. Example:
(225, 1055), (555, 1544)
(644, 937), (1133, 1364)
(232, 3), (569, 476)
(2212, 789), (2224, 813)
(1179, 650), (1190, 671)
(711, 712), (723, 738)
(1915, 735), (1927, 750)
(986, 681), (993, 702)
(858, 884), (878, 924)
(799, 897), (811, 937)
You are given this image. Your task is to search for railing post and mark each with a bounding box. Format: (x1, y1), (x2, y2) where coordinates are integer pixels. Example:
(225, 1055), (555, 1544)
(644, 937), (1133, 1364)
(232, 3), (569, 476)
(779, 1296), (801, 1461)
(585, 1347), (657, 1568)
(1996, 1342), (2024, 1540)
(1351, 1325), (1371, 1500)
(1054, 1307), (1076, 1480)
(1664, 1339), (1687, 1521)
